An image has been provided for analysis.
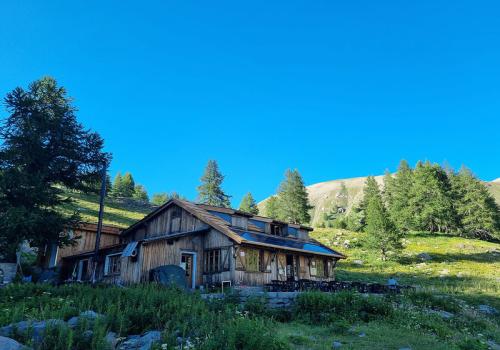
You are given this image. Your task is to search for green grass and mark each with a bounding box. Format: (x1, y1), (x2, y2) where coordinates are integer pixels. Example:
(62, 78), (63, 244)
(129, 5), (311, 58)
(311, 228), (500, 308)
(58, 191), (155, 228)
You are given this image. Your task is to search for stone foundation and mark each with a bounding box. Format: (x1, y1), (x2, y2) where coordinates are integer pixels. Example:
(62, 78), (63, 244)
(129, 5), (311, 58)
(0, 263), (17, 285)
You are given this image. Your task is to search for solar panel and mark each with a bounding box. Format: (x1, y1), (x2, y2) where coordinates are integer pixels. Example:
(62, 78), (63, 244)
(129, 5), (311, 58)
(238, 231), (341, 256)
(122, 241), (139, 257)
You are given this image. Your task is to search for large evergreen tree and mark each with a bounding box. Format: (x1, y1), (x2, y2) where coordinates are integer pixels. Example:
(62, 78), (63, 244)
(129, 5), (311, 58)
(387, 160), (414, 232)
(197, 160), (231, 207)
(133, 184), (149, 201)
(239, 192), (259, 215)
(121, 172), (135, 197)
(451, 167), (500, 239)
(264, 196), (279, 219)
(112, 172), (123, 197)
(409, 161), (457, 232)
(276, 169), (312, 224)
(364, 179), (402, 260)
(0, 77), (110, 261)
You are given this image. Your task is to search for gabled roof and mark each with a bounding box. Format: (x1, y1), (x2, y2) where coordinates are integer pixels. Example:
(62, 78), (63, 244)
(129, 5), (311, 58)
(121, 199), (345, 258)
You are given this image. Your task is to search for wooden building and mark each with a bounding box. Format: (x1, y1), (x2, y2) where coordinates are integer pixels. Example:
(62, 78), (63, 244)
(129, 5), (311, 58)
(118, 199), (345, 289)
(39, 222), (124, 283)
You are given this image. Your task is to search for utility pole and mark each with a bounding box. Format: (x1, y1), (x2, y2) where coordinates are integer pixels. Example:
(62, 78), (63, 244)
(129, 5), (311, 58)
(91, 165), (107, 284)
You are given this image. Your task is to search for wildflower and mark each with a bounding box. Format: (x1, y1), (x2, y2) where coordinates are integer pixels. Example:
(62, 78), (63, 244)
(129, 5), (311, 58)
(161, 344), (168, 350)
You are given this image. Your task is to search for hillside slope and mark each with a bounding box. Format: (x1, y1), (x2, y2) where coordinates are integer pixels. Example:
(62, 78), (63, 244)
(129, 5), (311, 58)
(260, 176), (500, 227)
(59, 191), (156, 228)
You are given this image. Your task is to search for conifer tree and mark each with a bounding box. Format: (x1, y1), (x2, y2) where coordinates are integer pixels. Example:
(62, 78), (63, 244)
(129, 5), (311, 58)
(197, 160), (231, 207)
(387, 160), (414, 232)
(382, 170), (395, 207)
(264, 196), (279, 219)
(451, 167), (500, 239)
(121, 172), (135, 197)
(0, 77), (110, 261)
(239, 192), (259, 215)
(409, 161), (457, 232)
(151, 192), (169, 205)
(358, 176), (381, 229)
(364, 180), (402, 260)
(133, 184), (149, 201)
(112, 172), (123, 197)
(276, 169), (312, 224)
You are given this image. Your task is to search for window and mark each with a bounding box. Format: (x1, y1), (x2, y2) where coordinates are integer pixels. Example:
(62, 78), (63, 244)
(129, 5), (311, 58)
(310, 257), (326, 277)
(170, 207), (182, 233)
(204, 249), (221, 273)
(231, 216), (248, 230)
(236, 247), (271, 273)
(105, 253), (121, 276)
(270, 224), (282, 236)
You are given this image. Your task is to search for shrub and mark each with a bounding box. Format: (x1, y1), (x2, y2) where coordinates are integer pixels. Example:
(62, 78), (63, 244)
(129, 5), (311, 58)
(293, 291), (393, 323)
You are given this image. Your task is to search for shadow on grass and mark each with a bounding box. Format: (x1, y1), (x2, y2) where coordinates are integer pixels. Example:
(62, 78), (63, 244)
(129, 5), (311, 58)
(397, 251), (500, 264)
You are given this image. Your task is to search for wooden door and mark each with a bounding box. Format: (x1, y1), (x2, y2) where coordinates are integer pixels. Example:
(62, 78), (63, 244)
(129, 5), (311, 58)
(181, 254), (194, 288)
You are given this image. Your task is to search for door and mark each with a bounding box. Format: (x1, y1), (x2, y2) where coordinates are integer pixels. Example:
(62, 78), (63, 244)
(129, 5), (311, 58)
(181, 253), (194, 288)
(286, 254), (295, 281)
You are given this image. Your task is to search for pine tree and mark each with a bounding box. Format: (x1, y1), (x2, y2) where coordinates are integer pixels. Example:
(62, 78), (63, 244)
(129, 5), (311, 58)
(382, 170), (395, 207)
(358, 176), (381, 229)
(0, 77), (110, 261)
(151, 192), (169, 205)
(365, 181), (402, 260)
(409, 161), (457, 232)
(133, 184), (149, 201)
(112, 172), (123, 197)
(264, 196), (279, 219)
(387, 160), (414, 232)
(451, 167), (500, 240)
(276, 169), (312, 224)
(239, 192), (259, 215)
(197, 160), (231, 207)
(121, 172), (135, 197)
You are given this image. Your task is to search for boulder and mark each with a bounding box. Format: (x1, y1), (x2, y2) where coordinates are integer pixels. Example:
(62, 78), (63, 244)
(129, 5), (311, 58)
(353, 260), (363, 266)
(0, 336), (30, 350)
(118, 330), (161, 350)
(417, 253), (432, 261)
(105, 331), (119, 349)
(67, 310), (103, 328)
(478, 304), (498, 315)
(332, 341), (342, 349)
(0, 319), (65, 341)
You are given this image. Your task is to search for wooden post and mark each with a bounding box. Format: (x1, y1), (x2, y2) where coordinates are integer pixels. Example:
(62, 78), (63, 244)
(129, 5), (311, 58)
(91, 165), (107, 284)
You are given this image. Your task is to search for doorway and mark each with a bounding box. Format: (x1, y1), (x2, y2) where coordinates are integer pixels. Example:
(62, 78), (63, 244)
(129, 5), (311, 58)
(180, 252), (196, 289)
(286, 254), (295, 281)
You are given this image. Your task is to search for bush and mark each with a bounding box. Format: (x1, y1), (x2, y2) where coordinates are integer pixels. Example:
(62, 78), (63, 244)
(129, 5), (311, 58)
(293, 291), (393, 323)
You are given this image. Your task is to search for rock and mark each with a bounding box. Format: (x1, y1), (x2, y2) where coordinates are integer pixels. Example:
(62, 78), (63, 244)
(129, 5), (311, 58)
(68, 310), (103, 328)
(0, 319), (65, 342)
(332, 341), (342, 349)
(82, 330), (94, 342)
(486, 340), (500, 350)
(0, 336), (30, 350)
(358, 332), (366, 337)
(31, 319), (66, 343)
(353, 260), (363, 266)
(118, 331), (161, 350)
(105, 331), (119, 349)
(439, 269), (449, 277)
(417, 253), (432, 261)
(478, 304), (498, 315)
(435, 310), (454, 319)
(80, 310), (102, 319)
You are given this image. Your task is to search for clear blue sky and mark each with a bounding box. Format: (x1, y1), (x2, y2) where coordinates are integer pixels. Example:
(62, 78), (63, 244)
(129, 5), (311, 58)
(1, 1), (499, 206)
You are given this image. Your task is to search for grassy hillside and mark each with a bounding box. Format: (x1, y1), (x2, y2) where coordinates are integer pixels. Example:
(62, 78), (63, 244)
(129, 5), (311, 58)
(273, 228), (500, 349)
(259, 176), (500, 227)
(59, 191), (156, 228)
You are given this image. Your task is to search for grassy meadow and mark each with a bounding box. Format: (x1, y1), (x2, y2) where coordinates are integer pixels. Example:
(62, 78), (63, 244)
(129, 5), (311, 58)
(2, 228), (499, 349)
(58, 191), (155, 228)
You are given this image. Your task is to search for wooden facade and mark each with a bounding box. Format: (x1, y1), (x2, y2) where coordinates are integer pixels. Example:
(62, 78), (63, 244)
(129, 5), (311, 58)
(117, 199), (345, 288)
(39, 223), (122, 270)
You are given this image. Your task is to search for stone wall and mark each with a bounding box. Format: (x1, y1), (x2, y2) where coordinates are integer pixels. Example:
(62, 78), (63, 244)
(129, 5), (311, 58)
(201, 290), (299, 308)
(0, 263), (17, 284)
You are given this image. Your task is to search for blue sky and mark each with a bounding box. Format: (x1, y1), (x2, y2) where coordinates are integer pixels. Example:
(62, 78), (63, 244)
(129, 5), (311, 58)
(1, 1), (499, 206)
